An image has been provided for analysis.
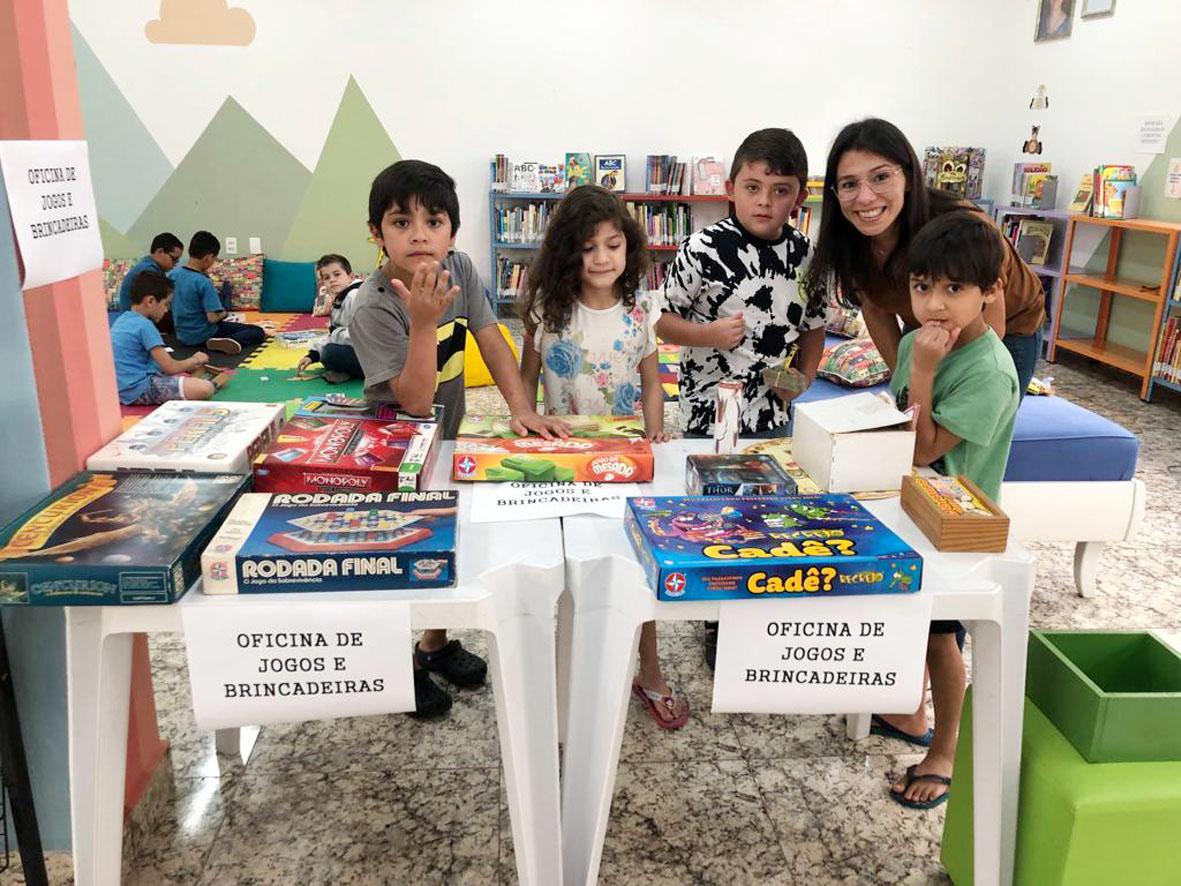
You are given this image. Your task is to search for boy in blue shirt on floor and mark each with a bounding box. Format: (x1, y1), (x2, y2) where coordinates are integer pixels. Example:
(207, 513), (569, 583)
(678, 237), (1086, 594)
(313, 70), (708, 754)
(879, 209), (1019, 809)
(110, 270), (215, 405)
(117, 232), (184, 312)
(169, 230), (266, 355)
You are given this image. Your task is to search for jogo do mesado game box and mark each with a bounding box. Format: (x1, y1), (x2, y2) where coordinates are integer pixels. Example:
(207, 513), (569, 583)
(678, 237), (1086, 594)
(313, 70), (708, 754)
(0, 472), (248, 606)
(624, 495), (922, 601)
(253, 412), (440, 495)
(201, 490), (458, 594)
(453, 415), (654, 482)
(86, 401), (286, 475)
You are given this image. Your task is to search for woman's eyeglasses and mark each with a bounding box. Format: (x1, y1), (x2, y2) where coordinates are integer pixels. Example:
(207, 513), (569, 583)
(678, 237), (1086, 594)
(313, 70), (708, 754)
(832, 166), (905, 203)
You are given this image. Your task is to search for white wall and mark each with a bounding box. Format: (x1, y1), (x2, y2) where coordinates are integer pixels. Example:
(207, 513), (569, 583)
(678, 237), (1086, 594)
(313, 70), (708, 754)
(70, 0), (1181, 275)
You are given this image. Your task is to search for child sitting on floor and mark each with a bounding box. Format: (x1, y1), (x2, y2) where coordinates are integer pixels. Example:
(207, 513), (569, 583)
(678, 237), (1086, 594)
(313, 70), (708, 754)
(297, 253), (364, 383)
(879, 209), (1020, 810)
(110, 270), (215, 405)
(169, 230), (266, 356)
(519, 185), (687, 730)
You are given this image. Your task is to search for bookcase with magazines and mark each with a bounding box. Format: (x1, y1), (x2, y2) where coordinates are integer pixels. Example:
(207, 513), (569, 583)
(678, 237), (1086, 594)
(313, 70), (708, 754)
(993, 205), (1072, 355)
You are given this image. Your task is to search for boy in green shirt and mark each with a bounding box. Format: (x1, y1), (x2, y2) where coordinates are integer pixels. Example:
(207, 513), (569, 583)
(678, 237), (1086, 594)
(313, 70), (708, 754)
(881, 209), (1020, 809)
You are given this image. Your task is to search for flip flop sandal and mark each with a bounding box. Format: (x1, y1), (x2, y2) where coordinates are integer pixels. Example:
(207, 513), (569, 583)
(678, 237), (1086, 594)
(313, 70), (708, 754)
(870, 714), (934, 748)
(414, 640), (487, 689)
(889, 764), (951, 810)
(631, 680), (690, 731)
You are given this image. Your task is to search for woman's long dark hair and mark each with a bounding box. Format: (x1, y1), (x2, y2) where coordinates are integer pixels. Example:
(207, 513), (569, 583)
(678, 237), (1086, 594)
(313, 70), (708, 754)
(805, 117), (961, 309)
(520, 185), (648, 333)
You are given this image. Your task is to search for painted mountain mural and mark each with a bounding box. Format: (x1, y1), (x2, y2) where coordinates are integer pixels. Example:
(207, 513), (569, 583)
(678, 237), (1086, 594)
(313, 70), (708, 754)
(128, 97), (311, 256)
(281, 77), (401, 263)
(71, 25), (173, 247)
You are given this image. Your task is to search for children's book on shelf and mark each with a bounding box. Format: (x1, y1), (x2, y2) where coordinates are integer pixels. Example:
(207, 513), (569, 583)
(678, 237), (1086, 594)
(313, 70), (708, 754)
(1011, 162), (1051, 206)
(645, 155), (686, 195)
(691, 157), (726, 195)
(201, 490), (457, 594)
(510, 161), (541, 192)
(924, 146), (986, 199)
(624, 494), (922, 601)
(565, 152), (592, 188)
(1015, 220), (1054, 265)
(490, 154), (510, 191)
(1155, 316), (1181, 384)
(253, 414), (440, 495)
(538, 163), (566, 193)
(1069, 175), (1094, 214)
(496, 257), (531, 299)
(595, 154), (626, 192)
(0, 471), (247, 606)
(1093, 165), (1137, 218)
(1030, 174), (1058, 209)
(453, 414), (653, 482)
(86, 401), (285, 475)
(494, 200), (552, 243)
(625, 201), (691, 246)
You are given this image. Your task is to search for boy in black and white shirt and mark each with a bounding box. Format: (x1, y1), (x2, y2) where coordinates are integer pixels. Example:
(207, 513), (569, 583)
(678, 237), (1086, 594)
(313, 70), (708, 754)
(657, 128), (826, 436)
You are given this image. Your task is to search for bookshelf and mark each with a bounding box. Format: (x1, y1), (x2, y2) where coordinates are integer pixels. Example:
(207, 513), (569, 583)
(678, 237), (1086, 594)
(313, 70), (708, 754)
(1046, 214), (1181, 400)
(993, 205), (1071, 355)
(488, 184), (822, 315)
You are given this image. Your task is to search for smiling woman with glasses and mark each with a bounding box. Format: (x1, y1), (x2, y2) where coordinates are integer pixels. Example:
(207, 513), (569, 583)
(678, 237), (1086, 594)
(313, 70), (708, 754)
(805, 118), (1046, 398)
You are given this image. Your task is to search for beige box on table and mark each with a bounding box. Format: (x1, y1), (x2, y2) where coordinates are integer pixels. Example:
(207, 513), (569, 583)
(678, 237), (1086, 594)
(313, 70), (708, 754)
(792, 392), (915, 493)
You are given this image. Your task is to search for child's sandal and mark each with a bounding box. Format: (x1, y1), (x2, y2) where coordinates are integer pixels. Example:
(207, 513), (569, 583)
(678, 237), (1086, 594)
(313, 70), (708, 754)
(631, 679), (690, 730)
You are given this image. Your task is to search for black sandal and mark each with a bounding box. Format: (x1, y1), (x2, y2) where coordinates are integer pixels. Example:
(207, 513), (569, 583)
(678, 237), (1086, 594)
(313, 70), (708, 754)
(414, 640), (487, 689)
(889, 764), (951, 810)
(407, 668), (452, 719)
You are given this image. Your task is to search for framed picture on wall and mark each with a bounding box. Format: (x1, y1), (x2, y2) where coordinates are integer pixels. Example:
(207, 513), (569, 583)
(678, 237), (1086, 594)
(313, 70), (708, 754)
(1081, 0), (1115, 18)
(1035, 0), (1074, 42)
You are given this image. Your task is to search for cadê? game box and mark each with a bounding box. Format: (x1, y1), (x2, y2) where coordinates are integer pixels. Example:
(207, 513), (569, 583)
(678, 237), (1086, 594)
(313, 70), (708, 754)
(624, 495), (922, 601)
(0, 471), (248, 606)
(201, 490), (457, 594)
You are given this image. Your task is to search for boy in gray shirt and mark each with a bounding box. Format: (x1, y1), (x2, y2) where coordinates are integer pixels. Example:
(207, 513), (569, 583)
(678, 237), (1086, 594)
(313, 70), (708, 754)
(350, 160), (567, 717)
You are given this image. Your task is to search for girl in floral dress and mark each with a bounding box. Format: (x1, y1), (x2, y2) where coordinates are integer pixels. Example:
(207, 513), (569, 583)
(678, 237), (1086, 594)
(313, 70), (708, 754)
(520, 185), (688, 730)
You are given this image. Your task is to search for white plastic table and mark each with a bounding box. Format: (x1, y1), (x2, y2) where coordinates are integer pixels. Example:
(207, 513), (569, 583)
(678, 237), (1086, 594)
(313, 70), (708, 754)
(559, 439), (1035, 886)
(66, 443), (565, 886)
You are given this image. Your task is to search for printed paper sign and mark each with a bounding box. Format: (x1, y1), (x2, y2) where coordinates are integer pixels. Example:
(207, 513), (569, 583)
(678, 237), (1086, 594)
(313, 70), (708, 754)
(468, 481), (639, 523)
(711, 593), (933, 714)
(183, 599), (414, 729)
(1166, 159), (1181, 199)
(1135, 116), (1169, 154)
(0, 140), (103, 289)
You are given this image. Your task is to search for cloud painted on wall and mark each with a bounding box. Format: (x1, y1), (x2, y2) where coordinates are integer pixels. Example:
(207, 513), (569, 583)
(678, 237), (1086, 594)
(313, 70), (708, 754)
(145, 0), (256, 46)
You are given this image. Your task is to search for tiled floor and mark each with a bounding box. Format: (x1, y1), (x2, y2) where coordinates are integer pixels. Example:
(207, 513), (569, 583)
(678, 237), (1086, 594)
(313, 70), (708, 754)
(8, 349), (1180, 885)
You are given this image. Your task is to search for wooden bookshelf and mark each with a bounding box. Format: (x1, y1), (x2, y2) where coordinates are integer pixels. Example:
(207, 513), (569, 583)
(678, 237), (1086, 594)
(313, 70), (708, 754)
(1047, 214), (1181, 400)
(994, 205), (1071, 355)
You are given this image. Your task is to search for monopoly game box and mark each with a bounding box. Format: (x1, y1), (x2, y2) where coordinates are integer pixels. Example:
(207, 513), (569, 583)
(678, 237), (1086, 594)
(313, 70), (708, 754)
(453, 415), (653, 482)
(293, 395), (444, 425)
(87, 401), (285, 475)
(202, 490), (457, 594)
(253, 413), (439, 494)
(0, 471), (248, 606)
(624, 495), (922, 601)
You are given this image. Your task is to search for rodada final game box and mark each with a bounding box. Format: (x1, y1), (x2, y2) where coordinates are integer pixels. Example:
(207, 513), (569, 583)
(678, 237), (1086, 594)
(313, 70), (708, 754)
(453, 415), (653, 482)
(624, 495), (922, 601)
(201, 490), (457, 594)
(0, 472), (248, 606)
(87, 401), (285, 475)
(253, 413), (440, 494)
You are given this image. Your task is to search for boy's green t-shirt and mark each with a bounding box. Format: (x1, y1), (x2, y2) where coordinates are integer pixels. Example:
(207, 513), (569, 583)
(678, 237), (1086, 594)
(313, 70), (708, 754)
(889, 328), (1019, 500)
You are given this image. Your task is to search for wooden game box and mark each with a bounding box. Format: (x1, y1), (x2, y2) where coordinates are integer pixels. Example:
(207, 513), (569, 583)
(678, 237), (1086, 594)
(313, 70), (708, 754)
(201, 490), (458, 594)
(452, 415), (653, 482)
(0, 471), (248, 605)
(253, 414), (440, 494)
(900, 474), (1010, 552)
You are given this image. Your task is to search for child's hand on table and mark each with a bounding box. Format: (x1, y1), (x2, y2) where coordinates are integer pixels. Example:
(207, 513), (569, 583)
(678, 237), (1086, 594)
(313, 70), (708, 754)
(511, 412), (571, 440)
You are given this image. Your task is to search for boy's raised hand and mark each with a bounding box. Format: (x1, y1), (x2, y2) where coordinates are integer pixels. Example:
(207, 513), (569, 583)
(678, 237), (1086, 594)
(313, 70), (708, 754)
(912, 323), (961, 374)
(708, 313), (746, 350)
(391, 261), (459, 327)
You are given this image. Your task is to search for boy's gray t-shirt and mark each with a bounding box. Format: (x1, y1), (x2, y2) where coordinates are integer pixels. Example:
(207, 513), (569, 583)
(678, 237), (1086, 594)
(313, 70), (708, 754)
(348, 252), (496, 439)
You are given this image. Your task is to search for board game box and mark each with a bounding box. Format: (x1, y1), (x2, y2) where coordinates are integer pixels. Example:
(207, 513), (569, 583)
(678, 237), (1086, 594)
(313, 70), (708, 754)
(202, 490), (458, 594)
(293, 395), (445, 425)
(624, 495), (922, 601)
(87, 401), (285, 475)
(453, 415), (653, 482)
(0, 471), (248, 606)
(686, 454), (797, 496)
(253, 413), (440, 494)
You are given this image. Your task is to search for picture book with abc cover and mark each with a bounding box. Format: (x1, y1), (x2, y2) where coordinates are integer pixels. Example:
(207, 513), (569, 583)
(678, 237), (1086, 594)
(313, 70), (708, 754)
(201, 490), (458, 594)
(625, 495), (922, 601)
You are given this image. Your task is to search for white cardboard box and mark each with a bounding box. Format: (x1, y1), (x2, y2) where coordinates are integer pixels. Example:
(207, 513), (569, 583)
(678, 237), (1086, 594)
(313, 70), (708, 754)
(792, 393), (915, 493)
(87, 401), (285, 475)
